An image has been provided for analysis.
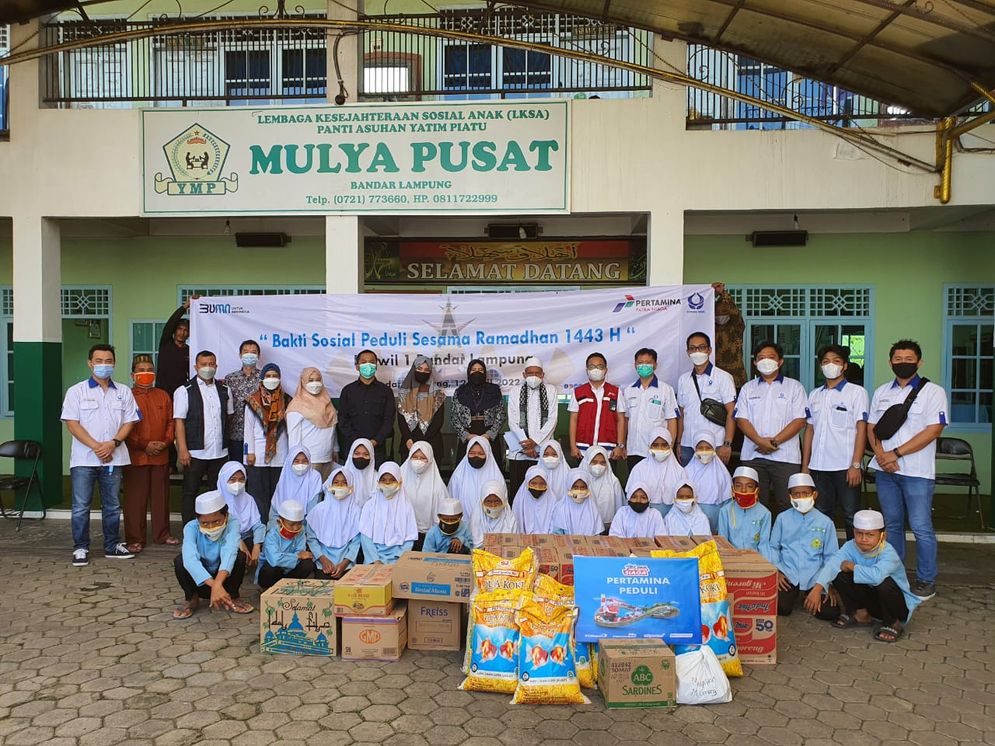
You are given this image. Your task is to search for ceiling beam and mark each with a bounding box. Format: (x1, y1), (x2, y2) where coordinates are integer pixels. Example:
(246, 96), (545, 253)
(823, 0), (914, 76)
(713, 0), (746, 44)
(849, 0), (995, 43)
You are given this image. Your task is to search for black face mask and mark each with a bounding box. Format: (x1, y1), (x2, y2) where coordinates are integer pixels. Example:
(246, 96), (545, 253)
(468, 371), (486, 386)
(414, 371), (431, 384)
(439, 520), (460, 535)
(529, 487), (546, 500)
(352, 456), (371, 471)
(629, 500), (649, 514)
(891, 362), (918, 380)
(468, 456), (486, 469)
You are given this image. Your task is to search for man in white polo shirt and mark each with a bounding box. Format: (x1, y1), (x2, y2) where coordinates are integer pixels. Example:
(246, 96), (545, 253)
(867, 339), (947, 601)
(734, 340), (809, 514)
(623, 347), (678, 470)
(802, 344), (869, 539)
(676, 331), (737, 466)
(61, 344), (140, 567)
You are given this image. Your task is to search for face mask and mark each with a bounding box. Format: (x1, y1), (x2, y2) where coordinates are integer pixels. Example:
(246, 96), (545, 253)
(541, 456), (559, 470)
(892, 362), (918, 379)
(410, 459), (429, 474)
(359, 362), (377, 379)
(198, 366), (217, 381)
(483, 505), (504, 519)
(241, 353), (258, 367)
(587, 368), (605, 382)
(589, 463), (607, 477)
(696, 450), (715, 465)
(93, 364), (114, 380)
(568, 489), (590, 504)
(330, 485), (352, 500)
(528, 487), (546, 500)
(821, 363), (843, 380)
(262, 378), (280, 391)
(278, 521), (302, 540)
(650, 449), (671, 463)
(291, 463), (310, 476)
(525, 376), (542, 390)
(636, 363), (654, 378)
(199, 521), (227, 542)
(379, 482), (400, 498)
(414, 370), (431, 385)
(791, 496), (816, 514)
(439, 520), (461, 535)
(756, 359), (779, 376)
(468, 456), (486, 469)
(675, 499), (695, 514)
(733, 490), (759, 509)
(352, 456), (371, 471)
(133, 372), (155, 387)
(228, 481), (245, 496)
(629, 500), (649, 514)
(304, 381), (323, 395)
(689, 351), (710, 366)
(468, 371), (486, 386)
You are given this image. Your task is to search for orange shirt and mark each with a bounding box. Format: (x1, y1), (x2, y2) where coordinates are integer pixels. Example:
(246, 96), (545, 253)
(126, 386), (175, 467)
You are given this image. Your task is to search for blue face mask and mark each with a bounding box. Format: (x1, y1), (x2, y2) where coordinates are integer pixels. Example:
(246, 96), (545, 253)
(93, 364), (114, 380)
(636, 363), (654, 378)
(240, 353), (258, 367)
(358, 362), (377, 379)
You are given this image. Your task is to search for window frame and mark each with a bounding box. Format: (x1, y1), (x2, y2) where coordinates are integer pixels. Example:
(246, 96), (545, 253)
(131, 319), (168, 370)
(942, 283), (994, 432)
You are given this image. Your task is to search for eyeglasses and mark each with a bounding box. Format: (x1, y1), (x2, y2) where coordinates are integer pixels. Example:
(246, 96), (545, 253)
(687, 344), (710, 352)
(587, 365), (606, 371)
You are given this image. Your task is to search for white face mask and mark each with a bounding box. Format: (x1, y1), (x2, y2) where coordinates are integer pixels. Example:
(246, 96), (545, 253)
(291, 463), (310, 476)
(589, 464), (607, 477)
(199, 521), (227, 541)
(228, 481), (245, 496)
(756, 359), (780, 376)
(696, 450), (715, 464)
(587, 368), (606, 382)
(483, 505), (504, 519)
(821, 363), (843, 380)
(262, 377), (281, 391)
(689, 352), (710, 366)
(304, 381), (324, 395)
(650, 449), (671, 463)
(541, 456), (560, 470)
(525, 375), (542, 390)
(568, 489), (590, 504)
(197, 366), (217, 381)
(675, 499), (695, 514)
(380, 482), (400, 498)
(331, 485), (352, 500)
(409, 459), (429, 474)
(791, 496), (816, 514)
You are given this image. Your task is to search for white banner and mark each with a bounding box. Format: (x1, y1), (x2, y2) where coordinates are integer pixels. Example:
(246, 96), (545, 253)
(189, 286), (714, 398)
(141, 100), (569, 216)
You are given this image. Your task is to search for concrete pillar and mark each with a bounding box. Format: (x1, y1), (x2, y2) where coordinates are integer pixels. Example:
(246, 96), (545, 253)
(647, 208), (685, 286)
(326, 215), (363, 293)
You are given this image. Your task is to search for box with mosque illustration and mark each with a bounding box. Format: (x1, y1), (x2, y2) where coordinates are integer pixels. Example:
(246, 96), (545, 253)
(260, 579), (338, 656)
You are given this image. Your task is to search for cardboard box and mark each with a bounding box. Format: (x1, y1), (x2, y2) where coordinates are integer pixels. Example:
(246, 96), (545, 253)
(340, 603), (407, 660)
(654, 536), (698, 552)
(558, 549), (576, 585)
(692, 535), (736, 552)
(535, 547), (561, 580)
(531, 534), (557, 548)
(260, 579), (338, 656)
(334, 564), (394, 616)
(391, 552), (474, 603)
(624, 537), (659, 552)
(598, 640), (676, 708)
(407, 600), (464, 651)
(721, 551), (778, 665)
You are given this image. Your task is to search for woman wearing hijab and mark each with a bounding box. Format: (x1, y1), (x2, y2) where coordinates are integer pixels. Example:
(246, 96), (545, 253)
(399, 441), (451, 541)
(551, 469), (604, 536)
(450, 359), (506, 463)
(359, 462), (418, 564)
(244, 363), (291, 519)
(448, 435), (504, 518)
(683, 431), (732, 533)
(343, 438), (376, 506)
(581, 445), (625, 526)
(479, 480), (518, 535)
(627, 427), (688, 518)
(268, 446), (324, 524)
(396, 355), (446, 461)
(218, 461), (264, 570)
(536, 441), (570, 506)
(512, 465), (557, 534)
(307, 467), (362, 579)
(661, 481), (712, 537)
(609, 480), (667, 538)
(287, 367), (338, 481)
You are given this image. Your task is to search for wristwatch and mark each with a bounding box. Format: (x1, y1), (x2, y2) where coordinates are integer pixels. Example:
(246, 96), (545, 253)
(615, 443), (625, 449)
(722, 441), (733, 448)
(113, 439), (122, 447)
(850, 461), (862, 470)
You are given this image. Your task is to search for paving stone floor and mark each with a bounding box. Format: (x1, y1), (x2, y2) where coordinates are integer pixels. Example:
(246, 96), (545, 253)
(1, 519), (993, 745)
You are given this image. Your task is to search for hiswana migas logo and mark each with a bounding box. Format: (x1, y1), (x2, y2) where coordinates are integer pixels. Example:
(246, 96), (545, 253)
(612, 294), (682, 313)
(612, 294), (636, 313)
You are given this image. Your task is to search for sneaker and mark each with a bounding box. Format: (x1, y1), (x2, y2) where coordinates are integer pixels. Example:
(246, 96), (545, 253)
(911, 580), (936, 600)
(72, 549), (89, 567)
(104, 544), (135, 560)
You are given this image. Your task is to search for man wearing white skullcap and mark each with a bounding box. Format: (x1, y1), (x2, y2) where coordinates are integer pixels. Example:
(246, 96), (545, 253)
(257, 499), (315, 590)
(717, 466), (772, 552)
(768, 473), (840, 617)
(507, 355), (558, 498)
(173, 490), (254, 619)
(805, 509), (921, 642)
(422, 497), (474, 554)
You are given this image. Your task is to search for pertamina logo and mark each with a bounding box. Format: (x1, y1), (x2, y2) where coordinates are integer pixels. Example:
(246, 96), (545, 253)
(358, 629), (382, 644)
(612, 294), (681, 313)
(154, 123), (239, 197)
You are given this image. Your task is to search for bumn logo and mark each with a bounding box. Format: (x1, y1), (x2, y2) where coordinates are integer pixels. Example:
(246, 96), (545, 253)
(154, 123), (239, 197)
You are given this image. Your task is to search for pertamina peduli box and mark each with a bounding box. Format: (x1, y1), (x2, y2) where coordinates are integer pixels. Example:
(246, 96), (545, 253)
(334, 564), (394, 616)
(260, 579), (337, 656)
(407, 599), (464, 651)
(340, 603), (408, 661)
(598, 639), (676, 708)
(721, 550), (778, 665)
(391, 551), (474, 603)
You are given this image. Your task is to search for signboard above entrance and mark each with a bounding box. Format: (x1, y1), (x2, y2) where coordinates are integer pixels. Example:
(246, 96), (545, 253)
(141, 101), (569, 216)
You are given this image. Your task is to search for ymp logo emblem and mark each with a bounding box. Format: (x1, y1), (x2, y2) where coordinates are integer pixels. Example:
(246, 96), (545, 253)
(358, 629), (382, 644)
(613, 294), (636, 313)
(154, 123), (239, 197)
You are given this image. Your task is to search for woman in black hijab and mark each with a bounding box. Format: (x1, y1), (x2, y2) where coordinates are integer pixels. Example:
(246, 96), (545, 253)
(450, 358), (506, 464)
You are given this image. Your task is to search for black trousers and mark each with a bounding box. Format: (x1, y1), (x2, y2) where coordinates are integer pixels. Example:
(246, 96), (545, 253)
(257, 559), (316, 590)
(778, 582), (840, 619)
(833, 571), (909, 627)
(174, 552), (246, 601)
(508, 459), (536, 505)
(247, 466), (282, 522)
(181, 456), (227, 525)
(742, 458), (798, 515)
(227, 439), (245, 467)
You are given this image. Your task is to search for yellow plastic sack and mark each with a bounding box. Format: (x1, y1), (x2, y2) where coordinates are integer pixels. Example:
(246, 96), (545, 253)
(473, 548), (538, 594)
(531, 575), (596, 689)
(574, 643), (597, 690)
(460, 590), (526, 694)
(511, 598), (589, 705)
(652, 540), (743, 677)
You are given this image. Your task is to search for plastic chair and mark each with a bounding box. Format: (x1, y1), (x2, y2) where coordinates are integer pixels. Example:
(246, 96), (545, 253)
(933, 437), (985, 529)
(0, 440), (44, 530)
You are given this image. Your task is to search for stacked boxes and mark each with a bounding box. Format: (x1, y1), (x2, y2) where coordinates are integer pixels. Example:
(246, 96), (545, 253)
(334, 565), (407, 661)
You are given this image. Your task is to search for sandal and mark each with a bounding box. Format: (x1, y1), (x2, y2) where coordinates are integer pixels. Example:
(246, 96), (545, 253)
(164, 536), (181, 546)
(874, 624), (904, 643)
(172, 605), (196, 620)
(231, 600), (255, 615)
(832, 613), (857, 628)
(126, 543), (143, 554)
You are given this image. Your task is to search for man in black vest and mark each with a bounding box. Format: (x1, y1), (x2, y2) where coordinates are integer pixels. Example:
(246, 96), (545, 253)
(173, 350), (234, 524)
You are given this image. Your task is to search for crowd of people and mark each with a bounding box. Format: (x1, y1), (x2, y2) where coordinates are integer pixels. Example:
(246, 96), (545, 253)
(60, 296), (947, 641)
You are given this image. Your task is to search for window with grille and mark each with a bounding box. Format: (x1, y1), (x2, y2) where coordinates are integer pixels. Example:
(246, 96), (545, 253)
(0, 25), (9, 50)
(61, 287), (111, 318)
(131, 321), (167, 370)
(944, 285), (993, 427)
(178, 285), (324, 304)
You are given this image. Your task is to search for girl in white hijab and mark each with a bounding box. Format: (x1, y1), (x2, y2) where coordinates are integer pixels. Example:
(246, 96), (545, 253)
(661, 480), (712, 537)
(307, 467), (362, 579)
(551, 468), (604, 536)
(448, 435), (504, 519)
(581, 445), (625, 525)
(627, 426), (688, 518)
(683, 431), (732, 533)
(343, 438), (376, 506)
(609, 479), (666, 539)
(218, 461), (264, 569)
(512, 465), (557, 534)
(399, 441), (451, 535)
(536, 440), (570, 502)
(268, 445), (323, 524)
(358, 462), (418, 564)
(479, 479), (518, 535)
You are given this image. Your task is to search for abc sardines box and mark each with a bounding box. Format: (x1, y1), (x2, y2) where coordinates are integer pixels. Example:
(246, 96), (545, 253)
(598, 640), (676, 708)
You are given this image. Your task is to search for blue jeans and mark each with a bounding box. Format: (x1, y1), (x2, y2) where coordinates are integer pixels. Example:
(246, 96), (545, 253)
(71, 465), (124, 553)
(874, 471), (937, 584)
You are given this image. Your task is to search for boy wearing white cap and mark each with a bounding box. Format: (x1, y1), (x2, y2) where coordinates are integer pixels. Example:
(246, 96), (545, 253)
(173, 491), (253, 619)
(805, 509), (921, 643)
(421, 498), (474, 554)
(506, 356), (559, 498)
(717, 466), (772, 552)
(258, 499), (315, 590)
(769, 473), (840, 616)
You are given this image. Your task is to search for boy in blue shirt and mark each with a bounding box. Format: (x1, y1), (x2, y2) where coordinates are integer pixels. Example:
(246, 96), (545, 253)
(422, 498), (474, 555)
(258, 500), (316, 590)
(717, 466), (772, 553)
(805, 509), (921, 643)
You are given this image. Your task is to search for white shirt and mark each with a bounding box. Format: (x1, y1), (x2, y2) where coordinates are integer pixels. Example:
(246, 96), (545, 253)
(244, 404), (289, 466)
(806, 380), (869, 472)
(868, 376), (948, 480)
(287, 411), (335, 464)
(734, 375), (809, 464)
(61, 378), (140, 468)
(677, 364), (737, 448)
(624, 376), (679, 456)
(173, 378), (233, 461)
(506, 383), (558, 461)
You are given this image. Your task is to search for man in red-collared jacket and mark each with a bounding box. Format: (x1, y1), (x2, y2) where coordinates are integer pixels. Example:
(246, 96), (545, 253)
(568, 352), (627, 467)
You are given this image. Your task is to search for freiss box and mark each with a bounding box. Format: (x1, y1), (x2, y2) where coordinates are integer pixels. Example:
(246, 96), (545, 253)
(722, 550), (778, 665)
(598, 640), (676, 708)
(407, 600), (463, 651)
(260, 579), (337, 656)
(391, 552), (473, 603)
(334, 564), (394, 616)
(340, 603), (407, 660)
